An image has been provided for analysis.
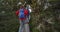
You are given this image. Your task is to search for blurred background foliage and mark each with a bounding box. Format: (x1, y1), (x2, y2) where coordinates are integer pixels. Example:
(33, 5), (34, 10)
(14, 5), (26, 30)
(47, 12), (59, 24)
(0, 0), (60, 32)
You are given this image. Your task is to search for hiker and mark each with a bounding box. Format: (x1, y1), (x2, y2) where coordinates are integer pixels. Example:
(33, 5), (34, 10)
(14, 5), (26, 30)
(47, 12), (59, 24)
(16, 5), (29, 32)
(24, 4), (32, 20)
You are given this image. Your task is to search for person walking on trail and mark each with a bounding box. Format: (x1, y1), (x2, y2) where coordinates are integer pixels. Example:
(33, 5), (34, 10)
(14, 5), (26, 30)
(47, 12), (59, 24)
(25, 4), (32, 20)
(16, 5), (30, 32)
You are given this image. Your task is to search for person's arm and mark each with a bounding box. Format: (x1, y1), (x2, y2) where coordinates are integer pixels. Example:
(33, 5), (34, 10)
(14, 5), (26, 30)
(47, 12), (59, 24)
(16, 10), (19, 16)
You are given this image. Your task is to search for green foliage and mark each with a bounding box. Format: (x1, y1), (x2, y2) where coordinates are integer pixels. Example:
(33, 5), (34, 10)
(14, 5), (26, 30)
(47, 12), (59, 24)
(48, 0), (60, 2)
(0, 0), (60, 32)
